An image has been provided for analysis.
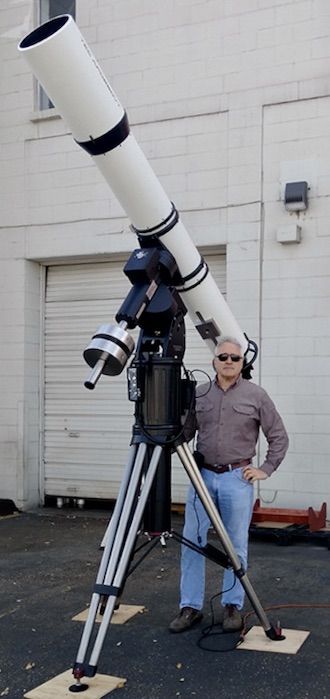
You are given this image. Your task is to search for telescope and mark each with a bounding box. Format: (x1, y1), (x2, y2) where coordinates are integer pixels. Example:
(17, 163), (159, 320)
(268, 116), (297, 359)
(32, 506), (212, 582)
(18, 13), (257, 388)
(18, 15), (282, 694)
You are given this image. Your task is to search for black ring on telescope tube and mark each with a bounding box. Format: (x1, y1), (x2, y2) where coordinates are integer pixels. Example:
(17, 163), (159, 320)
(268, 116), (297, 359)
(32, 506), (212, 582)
(76, 112), (130, 156)
(176, 259), (209, 292)
(180, 257), (205, 283)
(133, 203), (179, 239)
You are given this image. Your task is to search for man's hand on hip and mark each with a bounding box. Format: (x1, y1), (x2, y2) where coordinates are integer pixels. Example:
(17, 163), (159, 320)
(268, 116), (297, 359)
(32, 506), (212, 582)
(242, 465), (268, 484)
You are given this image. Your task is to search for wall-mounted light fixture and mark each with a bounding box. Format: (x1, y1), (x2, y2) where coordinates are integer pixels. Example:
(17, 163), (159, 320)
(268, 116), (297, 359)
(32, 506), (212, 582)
(284, 181), (308, 212)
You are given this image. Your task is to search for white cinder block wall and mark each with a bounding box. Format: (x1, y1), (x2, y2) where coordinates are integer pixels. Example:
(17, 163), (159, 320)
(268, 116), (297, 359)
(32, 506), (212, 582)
(1, 0), (330, 513)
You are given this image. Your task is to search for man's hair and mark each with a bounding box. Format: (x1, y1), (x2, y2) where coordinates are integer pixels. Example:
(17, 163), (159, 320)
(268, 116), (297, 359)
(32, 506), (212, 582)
(215, 336), (243, 356)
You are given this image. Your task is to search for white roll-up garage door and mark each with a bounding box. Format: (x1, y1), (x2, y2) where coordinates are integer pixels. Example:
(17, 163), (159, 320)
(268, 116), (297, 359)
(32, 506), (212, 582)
(43, 252), (226, 503)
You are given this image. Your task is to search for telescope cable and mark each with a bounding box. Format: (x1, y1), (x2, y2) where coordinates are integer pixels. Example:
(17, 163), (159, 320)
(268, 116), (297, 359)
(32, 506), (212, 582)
(196, 600), (330, 653)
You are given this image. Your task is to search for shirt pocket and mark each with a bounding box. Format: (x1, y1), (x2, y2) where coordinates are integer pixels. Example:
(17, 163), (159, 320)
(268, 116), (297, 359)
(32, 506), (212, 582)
(232, 403), (259, 435)
(196, 401), (214, 430)
(233, 404), (257, 418)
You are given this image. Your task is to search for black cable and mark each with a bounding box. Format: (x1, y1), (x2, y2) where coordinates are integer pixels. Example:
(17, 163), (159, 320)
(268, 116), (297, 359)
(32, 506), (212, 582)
(198, 600), (330, 652)
(197, 586), (239, 653)
(189, 369), (212, 397)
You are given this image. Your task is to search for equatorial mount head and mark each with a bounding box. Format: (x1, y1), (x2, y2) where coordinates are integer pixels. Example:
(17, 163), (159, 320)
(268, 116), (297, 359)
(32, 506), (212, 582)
(83, 246), (185, 390)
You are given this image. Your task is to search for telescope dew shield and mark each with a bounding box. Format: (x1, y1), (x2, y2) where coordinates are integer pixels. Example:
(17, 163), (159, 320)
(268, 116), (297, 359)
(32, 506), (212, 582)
(18, 14), (248, 355)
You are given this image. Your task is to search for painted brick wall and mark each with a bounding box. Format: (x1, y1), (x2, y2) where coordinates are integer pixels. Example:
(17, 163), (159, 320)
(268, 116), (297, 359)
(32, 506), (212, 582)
(1, 0), (330, 512)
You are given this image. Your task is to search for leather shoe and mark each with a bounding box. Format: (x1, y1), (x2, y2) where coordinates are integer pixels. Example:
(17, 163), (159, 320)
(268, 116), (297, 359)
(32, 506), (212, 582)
(223, 604), (243, 632)
(169, 606), (203, 633)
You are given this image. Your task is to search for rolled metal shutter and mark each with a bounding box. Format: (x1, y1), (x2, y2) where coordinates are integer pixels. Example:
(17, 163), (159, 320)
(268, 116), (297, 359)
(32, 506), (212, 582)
(43, 253), (226, 503)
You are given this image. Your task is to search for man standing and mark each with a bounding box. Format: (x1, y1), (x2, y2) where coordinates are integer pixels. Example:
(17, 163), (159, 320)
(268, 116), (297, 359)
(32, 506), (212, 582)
(170, 337), (289, 633)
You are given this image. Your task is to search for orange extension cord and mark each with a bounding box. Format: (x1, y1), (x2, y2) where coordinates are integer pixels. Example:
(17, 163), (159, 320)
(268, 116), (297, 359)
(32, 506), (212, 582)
(239, 603), (330, 643)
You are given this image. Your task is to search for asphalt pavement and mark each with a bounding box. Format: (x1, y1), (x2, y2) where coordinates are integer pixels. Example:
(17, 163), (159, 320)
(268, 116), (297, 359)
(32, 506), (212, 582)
(0, 507), (329, 699)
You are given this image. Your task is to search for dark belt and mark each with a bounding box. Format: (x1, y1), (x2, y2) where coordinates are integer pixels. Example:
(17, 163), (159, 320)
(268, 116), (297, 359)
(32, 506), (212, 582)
(202, 459), (251, 474)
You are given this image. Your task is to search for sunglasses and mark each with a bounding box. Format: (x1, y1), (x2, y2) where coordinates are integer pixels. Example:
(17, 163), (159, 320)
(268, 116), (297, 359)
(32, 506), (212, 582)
(216, 353), (242, 362)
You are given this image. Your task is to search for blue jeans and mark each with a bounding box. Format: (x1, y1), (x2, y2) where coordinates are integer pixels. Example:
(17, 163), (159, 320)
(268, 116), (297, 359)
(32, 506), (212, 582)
(180, 466), (254, 611)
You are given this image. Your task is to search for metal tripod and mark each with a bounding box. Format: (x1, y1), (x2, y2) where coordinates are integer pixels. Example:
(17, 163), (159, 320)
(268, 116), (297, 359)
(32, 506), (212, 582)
(70, 436), (283, 691)
(70, 246), (283, 692)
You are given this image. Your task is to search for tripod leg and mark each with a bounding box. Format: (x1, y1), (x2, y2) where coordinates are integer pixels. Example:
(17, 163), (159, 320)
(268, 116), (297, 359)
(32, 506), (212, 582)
(175, 442), (278, 636)
(72, 443), (164, 681)
(99, 444), (141, 613)
(73, 442), (147, 677)
(100, 444), (139, 550)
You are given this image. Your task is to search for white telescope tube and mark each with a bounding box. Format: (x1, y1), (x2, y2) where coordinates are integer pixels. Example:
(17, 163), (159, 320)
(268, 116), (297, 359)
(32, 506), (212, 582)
(18, 14), (248, 354)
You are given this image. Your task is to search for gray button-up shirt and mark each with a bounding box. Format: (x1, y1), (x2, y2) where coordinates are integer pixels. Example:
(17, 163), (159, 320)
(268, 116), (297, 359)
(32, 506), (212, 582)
(184, 375), (289, 476)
